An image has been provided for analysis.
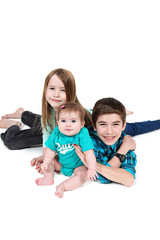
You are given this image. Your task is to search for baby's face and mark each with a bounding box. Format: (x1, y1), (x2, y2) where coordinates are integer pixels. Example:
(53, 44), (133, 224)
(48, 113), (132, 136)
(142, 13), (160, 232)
(94, 113), (126, 146)
(57, 111), (84, 136)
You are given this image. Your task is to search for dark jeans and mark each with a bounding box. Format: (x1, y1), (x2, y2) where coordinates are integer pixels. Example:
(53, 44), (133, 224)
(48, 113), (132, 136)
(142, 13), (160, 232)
(124, 120), (160, 136)
(1, 111), (160, 150)
(1, 111), (42, 150)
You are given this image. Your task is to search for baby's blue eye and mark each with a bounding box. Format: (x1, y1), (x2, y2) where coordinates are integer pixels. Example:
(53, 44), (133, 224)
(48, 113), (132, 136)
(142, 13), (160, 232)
(72, 120), (76, 123)
(61, 120), (66, 123)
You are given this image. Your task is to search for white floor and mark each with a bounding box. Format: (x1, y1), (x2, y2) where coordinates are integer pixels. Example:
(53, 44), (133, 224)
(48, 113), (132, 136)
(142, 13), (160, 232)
(0, 119), (160, 240)
(1, 1), (160, 239)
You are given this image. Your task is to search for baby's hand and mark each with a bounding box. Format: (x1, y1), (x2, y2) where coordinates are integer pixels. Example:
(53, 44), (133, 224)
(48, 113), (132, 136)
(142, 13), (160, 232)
(87, 169), (98, 181)
(41, 162), (49, 172)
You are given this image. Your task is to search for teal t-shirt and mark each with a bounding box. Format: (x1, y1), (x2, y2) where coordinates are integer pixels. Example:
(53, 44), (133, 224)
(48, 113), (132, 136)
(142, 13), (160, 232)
(45, 126), (94, 176)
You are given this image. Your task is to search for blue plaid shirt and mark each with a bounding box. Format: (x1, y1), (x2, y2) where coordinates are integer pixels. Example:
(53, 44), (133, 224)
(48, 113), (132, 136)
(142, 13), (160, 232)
(88, 126), (137, 184)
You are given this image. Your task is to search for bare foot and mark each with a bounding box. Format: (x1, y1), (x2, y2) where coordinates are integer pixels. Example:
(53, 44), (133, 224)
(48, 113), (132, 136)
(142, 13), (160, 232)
(35, 178), (54, 186)
(0, 119), (22, 129)
(126, 109), (134, 115)
(1, 107), (24, 119)
(55, 184), (65, 198)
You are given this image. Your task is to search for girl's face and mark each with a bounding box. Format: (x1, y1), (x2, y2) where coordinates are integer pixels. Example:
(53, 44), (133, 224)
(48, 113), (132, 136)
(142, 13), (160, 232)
(46, 74), (67, 110)
(94, 113), (126, 146)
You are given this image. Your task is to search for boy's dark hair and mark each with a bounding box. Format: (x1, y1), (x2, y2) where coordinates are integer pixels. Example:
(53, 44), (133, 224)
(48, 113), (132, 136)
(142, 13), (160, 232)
(92, 97), (126, 126)
(57, 102), (85, 122)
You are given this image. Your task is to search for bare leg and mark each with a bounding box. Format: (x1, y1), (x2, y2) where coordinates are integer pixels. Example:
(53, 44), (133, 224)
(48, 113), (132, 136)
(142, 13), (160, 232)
(55, 166), (88, 198)
(1, 107), (24, 119)
(0, 119), (22, 129)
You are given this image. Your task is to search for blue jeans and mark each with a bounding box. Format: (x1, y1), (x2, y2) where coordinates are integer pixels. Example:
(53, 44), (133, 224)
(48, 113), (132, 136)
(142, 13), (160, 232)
(124, 120), (160, 136)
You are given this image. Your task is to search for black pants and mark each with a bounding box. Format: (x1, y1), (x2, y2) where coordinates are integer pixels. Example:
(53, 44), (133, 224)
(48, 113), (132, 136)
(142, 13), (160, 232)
(1, 111), (42, 150)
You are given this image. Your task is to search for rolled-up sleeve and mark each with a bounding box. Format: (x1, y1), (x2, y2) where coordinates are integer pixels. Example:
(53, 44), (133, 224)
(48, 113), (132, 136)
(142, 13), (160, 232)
(121, 151), (137, 178)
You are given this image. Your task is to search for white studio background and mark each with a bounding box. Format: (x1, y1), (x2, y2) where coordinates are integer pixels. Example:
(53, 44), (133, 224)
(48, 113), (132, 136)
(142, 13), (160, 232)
(0, 1), (160, 240)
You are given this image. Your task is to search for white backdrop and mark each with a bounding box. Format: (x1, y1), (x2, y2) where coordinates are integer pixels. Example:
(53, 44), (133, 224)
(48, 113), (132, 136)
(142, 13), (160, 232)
(0, 1), (160, 240)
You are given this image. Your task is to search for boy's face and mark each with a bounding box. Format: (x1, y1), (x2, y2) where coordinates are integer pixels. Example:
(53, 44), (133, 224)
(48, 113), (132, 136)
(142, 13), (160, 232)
(57, 111), (84, 136)
(94, 113), (126, 146)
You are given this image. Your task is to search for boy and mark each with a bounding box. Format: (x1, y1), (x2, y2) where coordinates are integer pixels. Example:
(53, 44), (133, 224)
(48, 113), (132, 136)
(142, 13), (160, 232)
(75, 97), (137, 187)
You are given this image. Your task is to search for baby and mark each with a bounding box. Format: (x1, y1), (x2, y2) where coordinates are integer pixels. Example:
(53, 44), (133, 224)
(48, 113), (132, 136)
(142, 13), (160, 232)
(36, 102), (98, 198)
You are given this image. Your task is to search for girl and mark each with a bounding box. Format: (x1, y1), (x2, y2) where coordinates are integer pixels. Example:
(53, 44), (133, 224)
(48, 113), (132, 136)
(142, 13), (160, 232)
(1, 68), (92, 154)
(37, 102), (98, 198)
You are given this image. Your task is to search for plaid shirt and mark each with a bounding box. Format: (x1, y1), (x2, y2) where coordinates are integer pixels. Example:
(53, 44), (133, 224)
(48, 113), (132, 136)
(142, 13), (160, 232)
(88, 126), (137, 184)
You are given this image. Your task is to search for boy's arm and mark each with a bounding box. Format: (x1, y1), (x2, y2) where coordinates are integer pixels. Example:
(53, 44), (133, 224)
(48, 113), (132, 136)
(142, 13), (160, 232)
(74, 135), (136, 186)
(96, 163), (134, 187)
(108, 135), (136, 168)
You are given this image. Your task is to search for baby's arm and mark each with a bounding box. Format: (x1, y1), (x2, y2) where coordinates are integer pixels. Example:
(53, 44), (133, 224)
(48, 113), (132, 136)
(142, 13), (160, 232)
(41, 148), (56, 171)
(83, 149), (98, 181)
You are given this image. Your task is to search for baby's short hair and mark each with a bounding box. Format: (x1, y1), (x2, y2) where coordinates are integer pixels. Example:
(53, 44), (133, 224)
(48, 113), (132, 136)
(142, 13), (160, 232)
(92, 97), (126, 126)
(57, 102), (85, 122)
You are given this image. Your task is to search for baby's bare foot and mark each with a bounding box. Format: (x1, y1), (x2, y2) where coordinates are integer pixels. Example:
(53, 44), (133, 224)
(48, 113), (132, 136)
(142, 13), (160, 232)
(1, 107), (24, 119)
(0, 119), (22, 129)
(55, 184), (65, 198)
(35, 178), (54, 186)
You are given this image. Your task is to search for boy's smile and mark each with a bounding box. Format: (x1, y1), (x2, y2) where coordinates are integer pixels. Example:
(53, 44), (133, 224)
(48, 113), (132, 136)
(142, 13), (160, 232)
(94, 113), (126, 146)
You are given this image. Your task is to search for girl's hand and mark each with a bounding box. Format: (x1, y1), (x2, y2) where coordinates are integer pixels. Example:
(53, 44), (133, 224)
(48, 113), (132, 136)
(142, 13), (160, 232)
(74, 144), (88, 167)
(31, 155), (44, 173)
(31, 155), (43, 167)
(87, 169), (98, 181)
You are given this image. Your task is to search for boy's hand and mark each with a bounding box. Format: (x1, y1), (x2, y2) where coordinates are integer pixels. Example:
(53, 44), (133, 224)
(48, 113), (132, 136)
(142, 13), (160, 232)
(41, 162), (49, 172)
(122, 135), (136, 151)
(74, 144), (88, 167)
(87, 169), (98, 181)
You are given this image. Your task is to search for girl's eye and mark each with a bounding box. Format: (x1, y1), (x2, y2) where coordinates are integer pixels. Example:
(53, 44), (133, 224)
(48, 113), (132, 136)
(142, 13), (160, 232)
(61, 89), (65, 92)
(50, 88), (54, 90)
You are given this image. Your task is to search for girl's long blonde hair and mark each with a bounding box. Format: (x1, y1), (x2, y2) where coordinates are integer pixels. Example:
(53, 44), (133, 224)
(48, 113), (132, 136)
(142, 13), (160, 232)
(42, 68), (92, 131)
